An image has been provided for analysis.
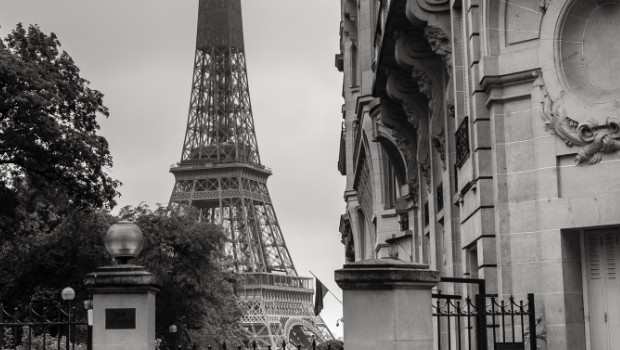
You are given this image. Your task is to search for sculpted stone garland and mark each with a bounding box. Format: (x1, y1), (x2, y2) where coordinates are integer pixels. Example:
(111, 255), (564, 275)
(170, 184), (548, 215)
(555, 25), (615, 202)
(533, 75), (620, 165)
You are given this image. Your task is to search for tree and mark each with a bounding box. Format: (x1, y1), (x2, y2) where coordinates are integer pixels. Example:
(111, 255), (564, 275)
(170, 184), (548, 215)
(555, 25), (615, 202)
(316, 339), (344, 350)
(0, 209), (114, 309)
(1, 204), (246, 348)
(120, 205), (246, 348)
(0, 23), (120, 240)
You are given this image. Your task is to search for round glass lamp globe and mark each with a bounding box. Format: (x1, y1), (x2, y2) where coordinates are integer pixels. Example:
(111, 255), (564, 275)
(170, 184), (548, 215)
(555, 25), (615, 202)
(61, 287), (75, 301)
(105, 221), (144, 260)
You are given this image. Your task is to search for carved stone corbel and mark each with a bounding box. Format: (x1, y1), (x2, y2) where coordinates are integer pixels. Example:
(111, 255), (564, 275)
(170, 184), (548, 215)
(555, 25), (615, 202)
(412, 67), (447, 170)
(391, 128), (420, 207)
(393, 30), (448, 173)
(406, 0), (450, 28)
(339, 214), (355, 263)
(415, 0), (450, 12)
(400, 97), (432, 192)
(423, 26), (452, 75)
(533, 75), (620, 165)
(380, 97), (421, 204)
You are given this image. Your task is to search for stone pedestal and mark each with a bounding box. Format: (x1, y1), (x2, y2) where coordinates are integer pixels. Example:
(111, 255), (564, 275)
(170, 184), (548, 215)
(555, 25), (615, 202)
(84, 265), (161, 350)
(335, 259), (439, 350)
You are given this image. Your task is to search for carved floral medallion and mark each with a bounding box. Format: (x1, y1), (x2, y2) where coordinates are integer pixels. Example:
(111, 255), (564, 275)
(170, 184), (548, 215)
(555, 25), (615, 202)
(534, 0), (620, 165)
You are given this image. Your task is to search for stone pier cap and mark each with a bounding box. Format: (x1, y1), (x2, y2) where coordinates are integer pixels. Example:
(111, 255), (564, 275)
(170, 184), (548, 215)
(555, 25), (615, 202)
(335, 258), (440, 289)
(84, 265), (162, 294)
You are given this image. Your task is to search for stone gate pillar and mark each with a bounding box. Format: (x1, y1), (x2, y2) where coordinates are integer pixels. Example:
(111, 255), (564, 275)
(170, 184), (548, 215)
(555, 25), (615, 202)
(84, 222), (161, 350)
(335, 259), (439, 350)
(84, 265), (161, 350)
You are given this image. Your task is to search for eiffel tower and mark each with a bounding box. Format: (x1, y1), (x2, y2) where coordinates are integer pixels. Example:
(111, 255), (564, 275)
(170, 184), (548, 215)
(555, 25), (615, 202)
(168, 0), (332, 347)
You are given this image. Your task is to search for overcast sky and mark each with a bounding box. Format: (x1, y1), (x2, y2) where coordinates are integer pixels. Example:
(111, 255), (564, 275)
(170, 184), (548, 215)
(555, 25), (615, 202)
(1, 0), (345, 338)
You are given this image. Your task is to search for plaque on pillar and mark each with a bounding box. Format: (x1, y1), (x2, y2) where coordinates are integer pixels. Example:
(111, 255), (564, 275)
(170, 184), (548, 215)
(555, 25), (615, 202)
(105, 308), (136, 329)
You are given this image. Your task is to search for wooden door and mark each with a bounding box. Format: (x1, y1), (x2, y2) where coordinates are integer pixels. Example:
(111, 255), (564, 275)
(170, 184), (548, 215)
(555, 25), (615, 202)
(584, 230), (620, 350)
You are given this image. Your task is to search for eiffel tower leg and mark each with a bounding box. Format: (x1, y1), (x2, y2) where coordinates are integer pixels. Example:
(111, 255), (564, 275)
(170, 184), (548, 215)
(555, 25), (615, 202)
(239, 274), (333, 348)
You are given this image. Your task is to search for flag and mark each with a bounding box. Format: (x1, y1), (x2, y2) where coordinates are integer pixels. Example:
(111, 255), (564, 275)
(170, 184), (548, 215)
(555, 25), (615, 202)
(314, 278), (328, 316)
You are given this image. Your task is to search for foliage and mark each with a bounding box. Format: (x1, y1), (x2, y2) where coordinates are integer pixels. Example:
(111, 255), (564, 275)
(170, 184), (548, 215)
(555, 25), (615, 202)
(316, 339), (344, 350)
(0, 209), (113, 309)
(1, 204), (246, 348)
(0, 23), (119, 240)
(2, 327), (87, 350)
(120, 204), (246, 348)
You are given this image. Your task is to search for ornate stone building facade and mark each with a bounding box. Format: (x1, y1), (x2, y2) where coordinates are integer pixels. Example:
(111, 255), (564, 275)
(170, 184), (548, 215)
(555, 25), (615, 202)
(336, 1), (620, 349)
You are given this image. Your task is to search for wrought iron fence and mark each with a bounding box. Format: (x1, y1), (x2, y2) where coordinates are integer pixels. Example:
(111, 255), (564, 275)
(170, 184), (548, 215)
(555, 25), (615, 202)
(184, 339), (337, 350)
(0, 303), (90, 350)
(433, 293), (536, 350)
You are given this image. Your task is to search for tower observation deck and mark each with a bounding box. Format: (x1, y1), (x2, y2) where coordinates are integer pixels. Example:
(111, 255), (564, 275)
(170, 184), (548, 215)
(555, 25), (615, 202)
(168, 0), (332, 347)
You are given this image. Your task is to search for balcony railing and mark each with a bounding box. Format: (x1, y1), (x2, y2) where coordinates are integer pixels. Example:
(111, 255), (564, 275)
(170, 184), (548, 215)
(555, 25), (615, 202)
(240, 272), (313, 290)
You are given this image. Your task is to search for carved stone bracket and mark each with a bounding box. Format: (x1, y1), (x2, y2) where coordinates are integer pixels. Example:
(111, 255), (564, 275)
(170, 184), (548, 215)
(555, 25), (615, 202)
(412, 67), (447, 170)
(399, 98), (432, 193)
(391, 128), (420, 207)
(416, 0), (450, 12)
(380, 97), (422, 205)
(339, 214), (355, 263)
(424, 26), (452, 74)
(447, 101), (455, 119)
(431, 127), (446, 170)
(406, 0), (450, 27)
(533, 75), (620, 165)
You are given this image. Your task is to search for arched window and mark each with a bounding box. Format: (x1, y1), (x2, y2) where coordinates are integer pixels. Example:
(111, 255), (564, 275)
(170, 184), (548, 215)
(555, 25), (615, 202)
(378, 140), (406, 210)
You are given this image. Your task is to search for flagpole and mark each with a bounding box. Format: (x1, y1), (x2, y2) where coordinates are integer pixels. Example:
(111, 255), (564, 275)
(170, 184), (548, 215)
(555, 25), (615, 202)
(309, 270), (342, 304)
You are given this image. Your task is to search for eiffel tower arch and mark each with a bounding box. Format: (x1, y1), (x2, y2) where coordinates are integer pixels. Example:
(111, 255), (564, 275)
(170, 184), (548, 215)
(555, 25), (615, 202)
(168, 0), (332, 347)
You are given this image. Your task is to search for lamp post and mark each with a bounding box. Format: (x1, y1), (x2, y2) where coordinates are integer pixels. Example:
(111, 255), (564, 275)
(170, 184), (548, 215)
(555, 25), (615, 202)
(168, 324), (178, 350)
(61, 287), (75, 350)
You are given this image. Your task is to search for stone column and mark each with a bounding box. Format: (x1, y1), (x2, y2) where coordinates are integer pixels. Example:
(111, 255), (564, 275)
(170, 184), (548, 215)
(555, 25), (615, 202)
(335, 259), (439, 350)
(84, 265), (161, 350)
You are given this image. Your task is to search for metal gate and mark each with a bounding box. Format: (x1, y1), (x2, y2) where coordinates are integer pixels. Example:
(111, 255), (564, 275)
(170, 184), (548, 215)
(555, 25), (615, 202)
(0, 303), (90, 350)
(432, 278), (537, 350)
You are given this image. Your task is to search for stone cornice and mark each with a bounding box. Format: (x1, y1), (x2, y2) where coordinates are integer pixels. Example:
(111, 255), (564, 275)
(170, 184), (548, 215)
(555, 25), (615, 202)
(335, 258), (439, 290)
(84, 265), (162, 294)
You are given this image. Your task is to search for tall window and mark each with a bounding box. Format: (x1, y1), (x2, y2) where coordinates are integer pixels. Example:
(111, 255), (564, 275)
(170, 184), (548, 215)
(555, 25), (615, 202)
(357, 209), (367, 260)
(356, 153), (375, 259)
(382, 150), (401, 209)
(350, 41), (358, 87)
(379, 141), (406, 210)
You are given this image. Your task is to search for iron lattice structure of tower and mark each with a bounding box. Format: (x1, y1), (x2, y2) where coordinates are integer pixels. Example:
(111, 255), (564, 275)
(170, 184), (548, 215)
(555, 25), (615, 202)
(168, 0), (332, 347)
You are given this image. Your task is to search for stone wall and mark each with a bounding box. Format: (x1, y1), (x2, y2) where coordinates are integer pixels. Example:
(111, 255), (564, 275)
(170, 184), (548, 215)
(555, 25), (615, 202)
(336, 1), (620, 349)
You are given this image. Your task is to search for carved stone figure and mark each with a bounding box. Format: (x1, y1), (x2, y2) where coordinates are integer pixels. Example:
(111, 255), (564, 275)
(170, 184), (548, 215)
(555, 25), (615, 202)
(341, 219), (355, 263)
(424, 26), (452, 73)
